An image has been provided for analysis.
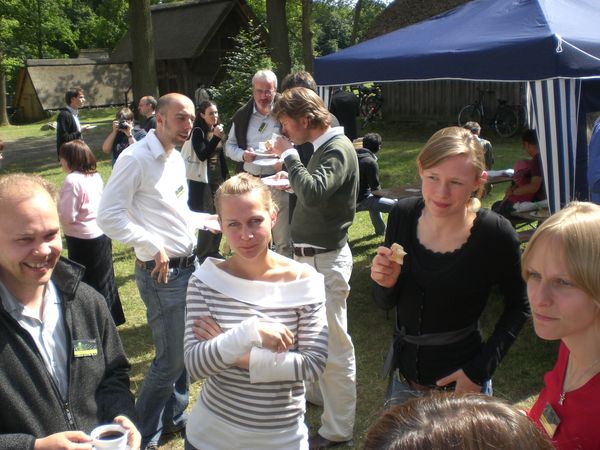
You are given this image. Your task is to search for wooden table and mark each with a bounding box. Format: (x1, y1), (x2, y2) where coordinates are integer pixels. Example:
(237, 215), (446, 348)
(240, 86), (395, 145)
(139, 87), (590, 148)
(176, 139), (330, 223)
(378, 184), (422, 200)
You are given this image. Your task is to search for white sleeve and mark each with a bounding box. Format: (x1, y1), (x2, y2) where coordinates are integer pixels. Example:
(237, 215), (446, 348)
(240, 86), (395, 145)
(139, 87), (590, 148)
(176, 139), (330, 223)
(97, 154), (163, 256)
(225, 123), (244, 162)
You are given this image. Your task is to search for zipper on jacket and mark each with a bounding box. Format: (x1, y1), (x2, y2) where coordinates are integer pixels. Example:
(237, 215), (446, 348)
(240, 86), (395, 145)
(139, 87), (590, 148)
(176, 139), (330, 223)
(64, 402), (76, 428)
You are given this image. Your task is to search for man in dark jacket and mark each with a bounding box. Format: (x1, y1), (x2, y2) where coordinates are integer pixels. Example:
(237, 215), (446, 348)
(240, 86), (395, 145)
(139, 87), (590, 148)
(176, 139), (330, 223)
(56, 87), (92, 159)
(356, 133), (396, 236)
(0, 173), (140, 450)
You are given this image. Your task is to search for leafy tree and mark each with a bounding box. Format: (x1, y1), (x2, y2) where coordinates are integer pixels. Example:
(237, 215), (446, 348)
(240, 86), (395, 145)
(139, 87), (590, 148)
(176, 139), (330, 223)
(212, 23), (273, 124)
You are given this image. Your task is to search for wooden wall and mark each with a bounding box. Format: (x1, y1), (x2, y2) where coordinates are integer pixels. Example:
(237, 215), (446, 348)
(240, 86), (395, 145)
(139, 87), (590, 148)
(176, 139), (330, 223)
(382, 80), (524, 127)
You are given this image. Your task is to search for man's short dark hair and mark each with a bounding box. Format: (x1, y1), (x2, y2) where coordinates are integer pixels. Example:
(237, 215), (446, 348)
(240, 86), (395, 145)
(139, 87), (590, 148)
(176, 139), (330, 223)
(281, 71), (317, 93)
(522, 129), (538, 146)
(362, 133), (382, 153)
(143, 96), (157, 111)
(65, 87), (83, 106)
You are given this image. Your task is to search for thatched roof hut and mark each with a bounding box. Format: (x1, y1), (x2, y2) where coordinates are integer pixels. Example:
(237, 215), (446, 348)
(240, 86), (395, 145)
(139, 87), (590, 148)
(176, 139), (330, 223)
(13, 52), (131, 122)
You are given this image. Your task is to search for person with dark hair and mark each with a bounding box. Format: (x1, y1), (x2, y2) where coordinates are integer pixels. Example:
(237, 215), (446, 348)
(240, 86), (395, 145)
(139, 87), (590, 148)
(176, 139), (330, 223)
(463, 121), (493, 169)
(271, 87), (359, 449)
(523, 202), (600, 449)
(138, 96), (157, 132)
(356, 132), (396, 236)
(98, 93), (198, 449)
(58, 140), (125, 325)
(188, 100), (228, 262)
(363, 393), (554, 450)
(492, 129), (545, 219)
(0, 173), (140, 450)
(371, 127), (528, 407)
(56, 87), (93, 159)
(329, 86), (359, 141)
(102, 107), (147, 166)
(281, 71), (318, 92)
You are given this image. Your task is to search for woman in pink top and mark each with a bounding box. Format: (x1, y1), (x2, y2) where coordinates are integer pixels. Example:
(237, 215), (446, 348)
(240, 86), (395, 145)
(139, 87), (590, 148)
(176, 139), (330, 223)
(523, 202), (600, 449)
(59, 140), (124, 325)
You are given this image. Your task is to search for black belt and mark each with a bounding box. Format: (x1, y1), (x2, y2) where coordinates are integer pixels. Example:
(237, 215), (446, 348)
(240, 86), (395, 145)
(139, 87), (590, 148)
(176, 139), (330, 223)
(136, 254), (196, 270)
(293, 246), (333, 257)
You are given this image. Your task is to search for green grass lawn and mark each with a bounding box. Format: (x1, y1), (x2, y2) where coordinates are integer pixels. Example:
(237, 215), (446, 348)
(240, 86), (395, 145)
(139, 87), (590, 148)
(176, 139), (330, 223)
(2, 120), (557, 449)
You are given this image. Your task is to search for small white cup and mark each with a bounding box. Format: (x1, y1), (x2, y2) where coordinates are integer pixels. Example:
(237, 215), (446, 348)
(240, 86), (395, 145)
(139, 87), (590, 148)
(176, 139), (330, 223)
(90, 424), (129, 450)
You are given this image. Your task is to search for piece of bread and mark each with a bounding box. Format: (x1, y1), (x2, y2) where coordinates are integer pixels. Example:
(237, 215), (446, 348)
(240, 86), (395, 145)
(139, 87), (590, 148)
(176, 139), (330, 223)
(389, 243), (407, 264)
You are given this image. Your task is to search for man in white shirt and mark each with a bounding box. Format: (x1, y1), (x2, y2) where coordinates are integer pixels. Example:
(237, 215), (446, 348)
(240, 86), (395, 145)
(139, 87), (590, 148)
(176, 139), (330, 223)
(98, 93), (197, 450)
(0, 173), (140, 450)
(225, 69), (292, 257)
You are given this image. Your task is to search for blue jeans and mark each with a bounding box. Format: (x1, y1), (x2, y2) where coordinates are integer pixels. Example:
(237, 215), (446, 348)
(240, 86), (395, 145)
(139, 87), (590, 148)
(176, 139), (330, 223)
(385, 369), (492, 407)
(134, 263), (195, 447)
(356, 195), (396, 235)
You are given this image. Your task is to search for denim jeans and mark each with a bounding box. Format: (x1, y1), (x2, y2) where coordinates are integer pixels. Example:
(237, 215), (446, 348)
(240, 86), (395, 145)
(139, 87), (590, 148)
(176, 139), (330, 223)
(356, 195), (396, 235)
(134, 263), (195, 447)
(385, 369), (493, 407)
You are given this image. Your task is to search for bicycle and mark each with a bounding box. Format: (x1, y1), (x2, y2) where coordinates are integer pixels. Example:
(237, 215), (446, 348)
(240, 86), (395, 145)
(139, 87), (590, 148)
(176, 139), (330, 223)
(355, 84), (383, 128)
(457, 88), (521, 138)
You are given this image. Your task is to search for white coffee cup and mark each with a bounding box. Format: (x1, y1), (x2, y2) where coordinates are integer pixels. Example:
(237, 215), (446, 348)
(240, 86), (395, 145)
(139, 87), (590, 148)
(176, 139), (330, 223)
(90, 424), (129, 450)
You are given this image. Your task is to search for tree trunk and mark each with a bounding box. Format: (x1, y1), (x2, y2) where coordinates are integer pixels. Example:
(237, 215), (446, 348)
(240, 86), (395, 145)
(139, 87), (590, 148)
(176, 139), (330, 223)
(301, 0), (313, 73)
(265, 0), (291, 82)
(0, 63), (9, 126)
(350, 0), (364, 45)
(128, 0), (158, 114)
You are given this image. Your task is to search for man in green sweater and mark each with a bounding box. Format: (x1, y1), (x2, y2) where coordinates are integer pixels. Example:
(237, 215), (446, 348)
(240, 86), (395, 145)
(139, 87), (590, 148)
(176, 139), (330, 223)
(271, 87), (358, 449)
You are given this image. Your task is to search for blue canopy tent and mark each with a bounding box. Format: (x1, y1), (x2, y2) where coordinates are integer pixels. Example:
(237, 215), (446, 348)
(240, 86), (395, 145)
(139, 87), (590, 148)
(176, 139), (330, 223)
(314, 0), (600, 212)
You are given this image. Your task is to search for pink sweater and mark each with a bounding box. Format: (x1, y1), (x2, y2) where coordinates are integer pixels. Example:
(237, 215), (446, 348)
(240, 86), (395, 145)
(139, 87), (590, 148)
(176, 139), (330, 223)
(58, 172), (104, 239)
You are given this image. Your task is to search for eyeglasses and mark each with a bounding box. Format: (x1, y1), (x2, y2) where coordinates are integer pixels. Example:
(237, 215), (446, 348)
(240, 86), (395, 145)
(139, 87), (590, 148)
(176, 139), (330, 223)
(254, 88), (275, 97)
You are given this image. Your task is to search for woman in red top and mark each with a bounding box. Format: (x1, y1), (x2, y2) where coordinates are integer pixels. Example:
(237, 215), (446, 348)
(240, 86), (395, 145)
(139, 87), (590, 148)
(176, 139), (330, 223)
(523, 202), (600, 449)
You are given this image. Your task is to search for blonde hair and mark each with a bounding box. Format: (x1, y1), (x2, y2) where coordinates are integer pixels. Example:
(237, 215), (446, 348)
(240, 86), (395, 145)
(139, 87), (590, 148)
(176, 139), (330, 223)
(522, 202), (600, 304)
(272, 87), (331, 129)
(364, 393), (554, 450)
(418, 126), (487, 209)
(214, 173), (276, 217)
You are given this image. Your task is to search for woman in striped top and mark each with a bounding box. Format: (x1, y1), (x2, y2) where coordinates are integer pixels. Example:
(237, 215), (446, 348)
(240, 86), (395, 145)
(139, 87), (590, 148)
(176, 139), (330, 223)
(184, 173), (328, 450)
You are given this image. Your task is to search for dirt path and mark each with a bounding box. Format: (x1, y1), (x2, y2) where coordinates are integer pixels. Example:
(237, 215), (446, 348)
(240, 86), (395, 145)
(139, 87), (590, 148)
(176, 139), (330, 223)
(1, 127), (109, 172)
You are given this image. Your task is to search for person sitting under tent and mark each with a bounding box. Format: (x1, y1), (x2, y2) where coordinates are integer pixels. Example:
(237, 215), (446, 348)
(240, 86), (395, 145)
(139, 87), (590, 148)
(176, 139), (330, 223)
(492, 129), (545, 219)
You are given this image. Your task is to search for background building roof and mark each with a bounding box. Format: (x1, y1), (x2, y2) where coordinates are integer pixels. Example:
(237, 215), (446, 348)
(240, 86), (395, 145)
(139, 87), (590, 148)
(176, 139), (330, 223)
(111, 0), (253, 62)
(25, 61), (131, 110)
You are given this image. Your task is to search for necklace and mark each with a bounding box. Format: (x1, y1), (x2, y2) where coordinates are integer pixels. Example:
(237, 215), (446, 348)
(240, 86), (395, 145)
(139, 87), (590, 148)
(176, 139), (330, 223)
(559, 355), (600, 405)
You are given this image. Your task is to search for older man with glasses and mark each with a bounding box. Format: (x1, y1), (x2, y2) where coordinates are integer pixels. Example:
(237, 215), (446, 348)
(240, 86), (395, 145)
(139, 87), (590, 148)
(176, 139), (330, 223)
(225, 69), (292, 257)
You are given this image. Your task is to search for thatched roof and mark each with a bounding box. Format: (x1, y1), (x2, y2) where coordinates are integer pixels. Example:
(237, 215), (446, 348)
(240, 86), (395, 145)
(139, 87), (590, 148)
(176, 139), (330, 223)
(24, 60), (131, 110)
(111, 0), (255, 62)
(364, 0), (469, 40)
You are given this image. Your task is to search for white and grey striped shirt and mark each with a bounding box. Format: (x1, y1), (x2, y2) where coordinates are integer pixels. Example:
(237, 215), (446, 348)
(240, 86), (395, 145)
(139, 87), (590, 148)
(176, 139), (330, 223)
(184, 258), (328, 431)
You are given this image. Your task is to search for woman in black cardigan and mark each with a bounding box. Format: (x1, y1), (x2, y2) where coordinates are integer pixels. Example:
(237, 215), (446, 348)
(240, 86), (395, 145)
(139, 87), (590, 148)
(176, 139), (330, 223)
(370, 126), (529, 406)
(189, 100), (229, 261)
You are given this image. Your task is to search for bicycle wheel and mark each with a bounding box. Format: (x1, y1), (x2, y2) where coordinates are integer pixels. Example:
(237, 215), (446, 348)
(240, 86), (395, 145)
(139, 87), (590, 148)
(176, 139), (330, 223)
(494, 107), (518, 138)
(361, 94), (378, 118)
(458, 105), (481, 127)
